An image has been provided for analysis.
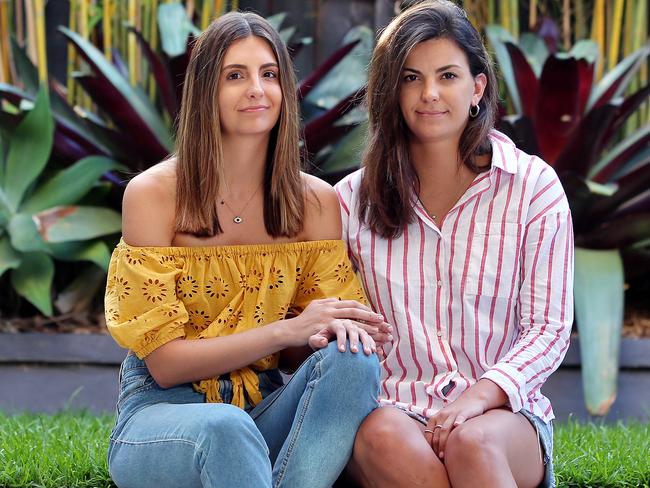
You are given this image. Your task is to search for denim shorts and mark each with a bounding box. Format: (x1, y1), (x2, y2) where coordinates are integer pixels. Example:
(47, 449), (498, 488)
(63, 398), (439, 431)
(519, 408), (554, 488)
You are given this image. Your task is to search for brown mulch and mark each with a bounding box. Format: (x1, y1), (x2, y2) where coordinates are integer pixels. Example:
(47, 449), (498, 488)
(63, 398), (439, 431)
(0, 312), (108, 335)
(1, 309), (650, 337)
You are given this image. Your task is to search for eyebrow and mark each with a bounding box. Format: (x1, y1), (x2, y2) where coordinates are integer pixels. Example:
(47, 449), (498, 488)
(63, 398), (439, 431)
(403, 64), (462, 74)
(221, 62), (279, 71)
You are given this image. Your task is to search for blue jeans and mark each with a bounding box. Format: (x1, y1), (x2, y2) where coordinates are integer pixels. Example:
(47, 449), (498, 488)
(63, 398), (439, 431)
(108, 341), (380, 488)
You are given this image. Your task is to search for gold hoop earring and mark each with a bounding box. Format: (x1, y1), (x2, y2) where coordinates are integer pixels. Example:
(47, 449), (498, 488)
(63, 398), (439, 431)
(469, 104), (480, 118)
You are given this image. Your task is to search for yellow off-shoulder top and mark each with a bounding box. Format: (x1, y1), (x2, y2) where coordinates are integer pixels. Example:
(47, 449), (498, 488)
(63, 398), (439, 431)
(105, 238), (366, 408)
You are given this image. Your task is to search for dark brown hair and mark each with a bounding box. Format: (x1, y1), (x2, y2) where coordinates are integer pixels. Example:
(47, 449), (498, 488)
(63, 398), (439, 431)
(360, 0), (498, 238)
(175, 12), (303, 237)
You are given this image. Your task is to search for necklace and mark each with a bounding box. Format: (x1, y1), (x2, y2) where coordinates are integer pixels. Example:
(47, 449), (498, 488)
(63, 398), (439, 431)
(219, 182), (263, 224)
(417, 172), (476, 224)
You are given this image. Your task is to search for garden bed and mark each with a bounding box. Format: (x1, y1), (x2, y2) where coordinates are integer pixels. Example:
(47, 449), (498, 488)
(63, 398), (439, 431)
(1, 330), (650, 421)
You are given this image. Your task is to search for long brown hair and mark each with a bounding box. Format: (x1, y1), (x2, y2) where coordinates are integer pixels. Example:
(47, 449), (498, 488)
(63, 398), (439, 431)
(175, 12), (304, 237)
(359, 0), (498, 238)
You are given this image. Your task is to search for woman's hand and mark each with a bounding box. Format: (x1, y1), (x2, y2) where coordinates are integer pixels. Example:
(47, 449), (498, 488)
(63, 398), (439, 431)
(424, 379), (508, 459)
(283, 298), (390, 355)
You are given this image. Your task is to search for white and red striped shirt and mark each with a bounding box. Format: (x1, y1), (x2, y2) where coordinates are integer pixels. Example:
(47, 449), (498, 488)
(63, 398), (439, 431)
(335, 131), (574, 423)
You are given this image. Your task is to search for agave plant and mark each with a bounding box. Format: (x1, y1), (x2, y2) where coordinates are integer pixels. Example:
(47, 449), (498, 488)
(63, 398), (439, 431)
(487, 25), (650, 416)
(0, 87), (124, 316)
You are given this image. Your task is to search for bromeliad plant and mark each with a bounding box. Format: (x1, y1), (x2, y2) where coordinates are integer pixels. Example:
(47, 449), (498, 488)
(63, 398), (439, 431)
(0, 87), (123, 316)
(487, 25), (650, 416)
(2, 4), (371, 179)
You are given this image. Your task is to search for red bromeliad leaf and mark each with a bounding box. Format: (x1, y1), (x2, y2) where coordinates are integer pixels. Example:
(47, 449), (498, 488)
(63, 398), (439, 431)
(59, 27), (172, 154)
(578, 213), (650, 249)
(591, 125), (650, 183)
(598, 84), (650, 152)
(612, 189), (650, 219)
(110, 48), (129, 79)
(505, 42), (538, 117)
(75, 74), (169, 163)
(298, 39), (360, 100)
(533, 56), (582, 164)
(588, 46), (650, 110)
(497, 115), (539, 156)
(128, 26), (178, 119)
(302, 88), (365, 155)
(576, 59), (595, 116)
(553, 102), (620, 176)
(586, 156), (650, 221)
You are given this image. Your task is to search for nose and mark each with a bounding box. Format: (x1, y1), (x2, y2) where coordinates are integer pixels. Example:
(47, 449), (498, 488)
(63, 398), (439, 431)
(246, 76), (264, 99)
(421, 80), (439, 103)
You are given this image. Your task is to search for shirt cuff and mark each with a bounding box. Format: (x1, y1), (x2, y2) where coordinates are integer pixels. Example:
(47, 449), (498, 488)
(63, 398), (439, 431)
(481, 364), (527, 413)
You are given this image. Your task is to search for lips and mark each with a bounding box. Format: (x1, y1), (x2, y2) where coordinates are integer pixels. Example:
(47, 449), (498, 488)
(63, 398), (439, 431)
(415, 109), (448, 116)
(240, 105), (269, 112)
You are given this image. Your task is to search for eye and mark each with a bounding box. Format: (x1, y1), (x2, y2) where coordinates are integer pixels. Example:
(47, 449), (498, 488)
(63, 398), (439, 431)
(226, 71), (243, 80)
(441, 72), (457, 80)
(402, 73), (418, 83)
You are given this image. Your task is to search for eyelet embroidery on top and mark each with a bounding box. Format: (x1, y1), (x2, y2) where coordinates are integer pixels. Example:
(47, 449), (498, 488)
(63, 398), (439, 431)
(268, 267), (284, 290)
(177, 275), (198, 299)
(142, 278), (168, 303)
(276, 303), (289, 319)
(114, 276), (131, 301)
(239, 269), (262, 293)
(254, 303), (266, 324)
(188, 309), (211, 331)
(206, 277), (229, 298)
(334, 262), (352, 283)
(299, 271), (320, 295)
(125, 250), (147, 266)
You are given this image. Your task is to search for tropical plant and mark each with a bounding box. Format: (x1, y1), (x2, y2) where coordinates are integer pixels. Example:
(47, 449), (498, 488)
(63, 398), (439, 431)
(0, 87), (123, 316)
(487, 26), (650, 416)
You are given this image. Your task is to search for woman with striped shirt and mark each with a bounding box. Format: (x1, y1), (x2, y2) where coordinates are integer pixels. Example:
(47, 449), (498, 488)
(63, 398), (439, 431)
(336, 2), (572, 487)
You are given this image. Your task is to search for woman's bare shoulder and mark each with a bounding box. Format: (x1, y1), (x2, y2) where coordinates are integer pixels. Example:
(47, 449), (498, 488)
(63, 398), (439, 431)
(122, 159), (177, 246)
(300, 172), (343, 241)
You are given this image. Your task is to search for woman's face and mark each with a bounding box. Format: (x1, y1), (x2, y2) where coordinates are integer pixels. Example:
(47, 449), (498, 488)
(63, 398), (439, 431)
(398, 37), (486, 146)
(218, 36), (282, 138)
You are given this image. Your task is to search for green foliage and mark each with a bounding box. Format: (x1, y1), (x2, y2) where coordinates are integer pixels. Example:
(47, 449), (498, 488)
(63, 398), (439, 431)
(0, 87), (124, 315)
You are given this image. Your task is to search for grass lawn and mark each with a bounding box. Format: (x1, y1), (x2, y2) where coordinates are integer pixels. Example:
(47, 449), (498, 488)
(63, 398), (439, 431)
(0, 412), (649, 487)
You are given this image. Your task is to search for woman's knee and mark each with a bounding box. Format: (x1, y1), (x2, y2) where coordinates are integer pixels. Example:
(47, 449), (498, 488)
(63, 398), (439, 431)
(445, 421), (497, 463)
(320, 340), (380, 389)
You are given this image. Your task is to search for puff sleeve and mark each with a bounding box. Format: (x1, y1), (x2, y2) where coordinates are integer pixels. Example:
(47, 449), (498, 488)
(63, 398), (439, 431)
(104, 244), (189, 358)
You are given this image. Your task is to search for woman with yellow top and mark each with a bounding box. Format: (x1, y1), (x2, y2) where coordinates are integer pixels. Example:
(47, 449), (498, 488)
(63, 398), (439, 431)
(104, 12), (389, 488)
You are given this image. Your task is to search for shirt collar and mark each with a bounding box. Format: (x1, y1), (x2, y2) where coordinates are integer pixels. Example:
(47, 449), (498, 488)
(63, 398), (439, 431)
(488, 130), (519, 175)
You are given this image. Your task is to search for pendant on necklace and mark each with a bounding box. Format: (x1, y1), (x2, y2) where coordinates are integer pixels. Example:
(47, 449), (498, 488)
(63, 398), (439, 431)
(233, 216), (243, 224)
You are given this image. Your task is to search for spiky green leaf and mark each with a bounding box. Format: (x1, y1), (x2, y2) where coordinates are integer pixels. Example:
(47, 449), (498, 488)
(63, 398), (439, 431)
(4, 87), (54, 209)
(10, 251), (54, 315)
(21, 156), (125, 213)
(48, 240), (112, 270)
(8, 213), (49, 252)
(37, 206), (122, 243)
(0, 235), (21, 278)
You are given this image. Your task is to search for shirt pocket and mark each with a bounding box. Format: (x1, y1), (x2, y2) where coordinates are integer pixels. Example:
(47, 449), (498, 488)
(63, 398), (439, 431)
(465, 222), (522, 298)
